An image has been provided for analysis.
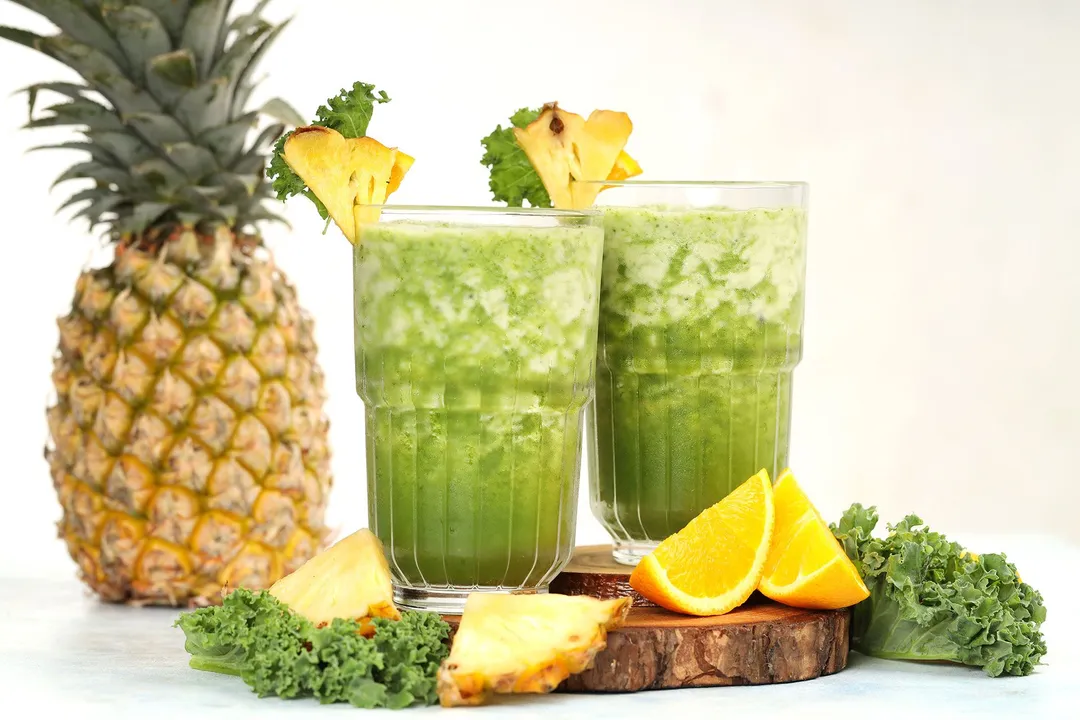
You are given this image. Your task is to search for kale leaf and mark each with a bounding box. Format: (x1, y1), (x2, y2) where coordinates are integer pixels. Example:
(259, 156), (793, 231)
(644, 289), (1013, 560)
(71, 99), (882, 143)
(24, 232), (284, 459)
(174, 588), (450, 708)
(480, 107), (552, 208)
(831, 504), (1047, 677)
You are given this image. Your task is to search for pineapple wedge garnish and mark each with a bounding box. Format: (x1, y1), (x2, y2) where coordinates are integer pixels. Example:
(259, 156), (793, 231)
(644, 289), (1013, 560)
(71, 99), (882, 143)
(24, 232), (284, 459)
(513, 103), (636, 209)
(282, 126), (414, 244)
(268, 528), (400, 635)
(436, 593), (631, 707)
(605, 150), (643, 185)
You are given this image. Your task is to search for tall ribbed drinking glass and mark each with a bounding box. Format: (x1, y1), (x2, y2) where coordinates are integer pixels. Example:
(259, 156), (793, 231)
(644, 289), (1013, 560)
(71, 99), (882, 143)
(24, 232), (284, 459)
(353, 206), (604, 612)
(584, 182), (809, 565)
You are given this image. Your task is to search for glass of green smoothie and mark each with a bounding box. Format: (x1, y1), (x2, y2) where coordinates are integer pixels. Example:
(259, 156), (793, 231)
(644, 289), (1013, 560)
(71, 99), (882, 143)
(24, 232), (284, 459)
(352, 206), (605, 612)
(583, 181), (809, 565)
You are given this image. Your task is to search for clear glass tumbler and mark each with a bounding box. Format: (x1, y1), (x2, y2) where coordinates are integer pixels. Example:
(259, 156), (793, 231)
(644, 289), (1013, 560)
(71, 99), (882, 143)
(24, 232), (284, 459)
(584, 182), (809, 565)
(353, 206), (605, 612)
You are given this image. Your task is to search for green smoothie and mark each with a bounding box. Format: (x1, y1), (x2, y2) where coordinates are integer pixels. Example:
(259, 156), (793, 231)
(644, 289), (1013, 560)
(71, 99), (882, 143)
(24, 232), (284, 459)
(587, 204), (807, 555)
(354, 216), (603, 597)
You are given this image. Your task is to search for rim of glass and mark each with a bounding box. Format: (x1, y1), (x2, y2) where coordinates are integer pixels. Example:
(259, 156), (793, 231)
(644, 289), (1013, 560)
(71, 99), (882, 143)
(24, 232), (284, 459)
(577, 180), (808, 188)
(356, 204), (599, 216)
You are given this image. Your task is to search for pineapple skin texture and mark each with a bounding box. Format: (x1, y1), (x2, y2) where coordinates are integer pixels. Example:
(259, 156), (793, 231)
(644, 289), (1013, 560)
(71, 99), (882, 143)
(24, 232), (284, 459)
(45, 235), (334, 605)
(437, 594), (631, 707)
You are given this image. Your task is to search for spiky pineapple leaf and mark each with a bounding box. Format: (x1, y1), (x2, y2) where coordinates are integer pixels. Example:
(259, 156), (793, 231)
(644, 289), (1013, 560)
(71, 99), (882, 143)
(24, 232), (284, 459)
(28, 140), (118, 166)
(229, 0), (272, 35)
(198, 112), (258, 166)
(86, 131), (154, 167)
(10, 0), (128, 69)
(247, 123), (285, 155)
(52, 161), (131, 189)
(180, 0), (229, 80)
(57, 186), (109, 211)
(211, 21), (274, 87)
(164, 142), (219, 180)
(2, 0), (298, 238)
(124, 112), (190, 145)
(72, 194), (126, 228)
(230, 122), (285, 175)
(20, 81), (90, 120)
(79, 0), (108, 18)
(116, 201), (172, 234)
(148, 49), (198, 87)
(209, 203), (238, 223)
(131, 157), (187, 190)
(27, 99), (124, 132)
(133, 0), (191, 43)
(232, 150), (271, 175)
(228, 19), (289, 108)
(101, 5), (172, 85)
(0, 25), (42, 52)
(1, 28), (158, 116)
(176, 185), (226, 215)
(176, 77), (228, 134)
(258, 98), (305, 127)
(211, 172), (261, 197)
(35, 35), (161, 114)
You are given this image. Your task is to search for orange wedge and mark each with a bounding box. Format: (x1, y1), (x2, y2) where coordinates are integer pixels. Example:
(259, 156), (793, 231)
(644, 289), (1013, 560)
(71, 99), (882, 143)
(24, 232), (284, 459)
(758, 470), (869, 609)
(629, 470), (774, 616)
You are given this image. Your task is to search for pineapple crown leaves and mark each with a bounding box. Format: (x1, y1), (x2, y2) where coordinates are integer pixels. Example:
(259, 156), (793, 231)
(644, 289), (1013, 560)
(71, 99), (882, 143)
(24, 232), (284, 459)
(480, 107), (552, 209)
(266, 81), (390, 223)
(0, 0), (304, 242)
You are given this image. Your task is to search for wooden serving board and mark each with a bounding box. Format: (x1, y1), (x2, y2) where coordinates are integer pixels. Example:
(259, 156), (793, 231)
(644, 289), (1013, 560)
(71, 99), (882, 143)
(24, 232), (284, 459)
(548, 544), (850, 692)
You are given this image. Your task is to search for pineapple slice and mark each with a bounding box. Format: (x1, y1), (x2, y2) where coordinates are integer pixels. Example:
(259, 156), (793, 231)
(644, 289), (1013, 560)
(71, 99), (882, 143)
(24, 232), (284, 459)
(436, 593), (631, 707)
(282, 126), (414, 244)
(605, 149), (643, 185)
(268, 527), (400, 635)
(513, 103), (634, 209)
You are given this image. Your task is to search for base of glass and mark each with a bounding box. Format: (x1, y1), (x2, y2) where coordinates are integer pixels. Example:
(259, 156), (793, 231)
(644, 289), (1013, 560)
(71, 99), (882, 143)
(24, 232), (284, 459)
(393, 583), (549, 615)
(611, 540), (659, 566)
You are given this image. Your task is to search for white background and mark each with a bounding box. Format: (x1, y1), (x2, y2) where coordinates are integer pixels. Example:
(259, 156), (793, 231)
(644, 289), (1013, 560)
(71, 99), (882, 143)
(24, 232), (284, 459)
(1, 0), (1077, 580)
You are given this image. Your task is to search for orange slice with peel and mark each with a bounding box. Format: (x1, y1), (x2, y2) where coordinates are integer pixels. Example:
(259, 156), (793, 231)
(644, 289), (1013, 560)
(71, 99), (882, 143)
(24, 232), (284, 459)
(629, 470), (775, 616)
(283, 126), (413, 243)
(758, 470), (870, 610)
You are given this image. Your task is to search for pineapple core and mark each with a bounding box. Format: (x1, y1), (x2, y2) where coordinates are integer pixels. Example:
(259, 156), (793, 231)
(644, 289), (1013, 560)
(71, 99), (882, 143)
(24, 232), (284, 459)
(268, 528), (400, 630)
(513, 103), (637, 209)
(437, 593), (631, 707)
(282, 126), (414, 244)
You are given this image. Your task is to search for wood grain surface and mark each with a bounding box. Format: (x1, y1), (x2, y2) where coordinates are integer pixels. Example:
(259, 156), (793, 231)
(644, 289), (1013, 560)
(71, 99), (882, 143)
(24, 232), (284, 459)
(444, 544), (852, 693)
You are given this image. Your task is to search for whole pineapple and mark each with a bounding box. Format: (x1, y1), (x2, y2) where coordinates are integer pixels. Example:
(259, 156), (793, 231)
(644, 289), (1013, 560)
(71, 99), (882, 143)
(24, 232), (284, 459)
(1, 1), (333, 605)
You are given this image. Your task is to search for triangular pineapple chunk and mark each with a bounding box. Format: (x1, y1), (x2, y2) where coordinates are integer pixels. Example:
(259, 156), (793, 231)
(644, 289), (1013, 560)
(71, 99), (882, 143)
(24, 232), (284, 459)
(268, 528), (400, 634)
(436, 593), (631, 707)
(513, 103), (634, 209)
(283, 126), (414, 244)
(605, 149), (643, 184)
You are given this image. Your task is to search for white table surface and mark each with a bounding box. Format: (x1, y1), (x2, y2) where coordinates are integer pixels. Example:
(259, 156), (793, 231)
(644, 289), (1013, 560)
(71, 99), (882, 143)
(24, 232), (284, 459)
(2, 533), (1077, 720)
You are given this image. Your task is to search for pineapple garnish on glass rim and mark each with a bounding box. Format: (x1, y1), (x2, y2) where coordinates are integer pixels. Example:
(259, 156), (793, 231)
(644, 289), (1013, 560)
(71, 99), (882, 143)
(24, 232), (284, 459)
(437, 593), (631, 707)
(513, 102), (640, 209)
(280, 127), (413, 243)
(268, 528), (399, 636)
(0, 1), (335, 606)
